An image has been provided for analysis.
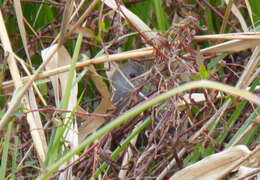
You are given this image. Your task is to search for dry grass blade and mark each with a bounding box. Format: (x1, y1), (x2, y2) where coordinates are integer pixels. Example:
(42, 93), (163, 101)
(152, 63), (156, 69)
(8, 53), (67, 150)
(170, 145), (260, 180)
(13, 0), (31, 64)
(200, 39), (260, 54)
(69, 0), (100, 36)
(0, 43), (60, 131)
(70, 0), (87, 21)
(103, 0), (157, 41)
(219, 0), (233, 34)
(0, 10), (47, 163)
(224, 0), (248, 32)
(217, 146), (260, 179)
(236, 167), (260, 180)
(195, 33), (260, 41)
(245, 0), (255, 27)
(236, 46), (260, 88)
(10, 51), (47, 106)
(58, 0), (74, 45)
(41, 45), (63, 106)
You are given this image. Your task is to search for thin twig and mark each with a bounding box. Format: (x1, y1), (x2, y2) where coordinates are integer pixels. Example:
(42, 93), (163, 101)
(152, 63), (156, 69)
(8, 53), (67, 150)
(25, 107), (112, 118)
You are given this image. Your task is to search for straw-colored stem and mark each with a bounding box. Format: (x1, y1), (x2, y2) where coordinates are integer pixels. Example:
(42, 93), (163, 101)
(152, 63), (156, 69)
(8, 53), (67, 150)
(0, 44), (60, 131)
(1, 48), (154, 89)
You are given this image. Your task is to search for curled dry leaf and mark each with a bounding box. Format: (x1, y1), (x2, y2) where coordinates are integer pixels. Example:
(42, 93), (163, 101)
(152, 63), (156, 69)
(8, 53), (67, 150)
(170, 145), (260, 180)
(78, 66), (112, 142)
(41, 44), (79, 148)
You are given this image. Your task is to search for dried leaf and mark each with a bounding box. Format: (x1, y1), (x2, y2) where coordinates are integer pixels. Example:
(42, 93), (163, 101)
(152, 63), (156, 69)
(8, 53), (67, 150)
(170, 145), (260, 180)
(78, 66), (112, 142)
(75, 26), (96, 39)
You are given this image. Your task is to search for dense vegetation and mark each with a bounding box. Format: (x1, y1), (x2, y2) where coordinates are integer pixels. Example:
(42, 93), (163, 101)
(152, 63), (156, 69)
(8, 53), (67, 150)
(0, 0), (259, 179)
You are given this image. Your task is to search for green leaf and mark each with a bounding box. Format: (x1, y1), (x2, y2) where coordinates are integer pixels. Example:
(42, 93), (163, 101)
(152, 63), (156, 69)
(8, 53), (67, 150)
(0, 121), (13, 179)
(226, 107), (260, 148)
(249, 0), (260, 24)
(199, 64), (210, 79)
(152, 0), (170, 31)
(0, 111), (4, 118)
(94, 117), (152, 177)
(207, 53), (228, 69)
(11, 136), (19, 179)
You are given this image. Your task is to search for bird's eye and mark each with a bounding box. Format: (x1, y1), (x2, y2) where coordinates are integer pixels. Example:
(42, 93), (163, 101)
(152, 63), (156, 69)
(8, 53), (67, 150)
(129, 72), (136, 78)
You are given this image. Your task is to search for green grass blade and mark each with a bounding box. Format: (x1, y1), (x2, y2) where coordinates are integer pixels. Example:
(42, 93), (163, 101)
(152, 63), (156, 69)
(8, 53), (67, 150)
(11, 136), (19, 179)
(217, 78), (260, 143)
(60, 34), (83, 108)
(45, 33), (83, 166)
(249, 0), (260, 25)
(94, 116), (152, 177)
(241, 125), (259, 145)
(0, 121), (13, 179)
(152, 0), (169, 31)
(226, 107), (260, 148)
(217, 100), (248, 143)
